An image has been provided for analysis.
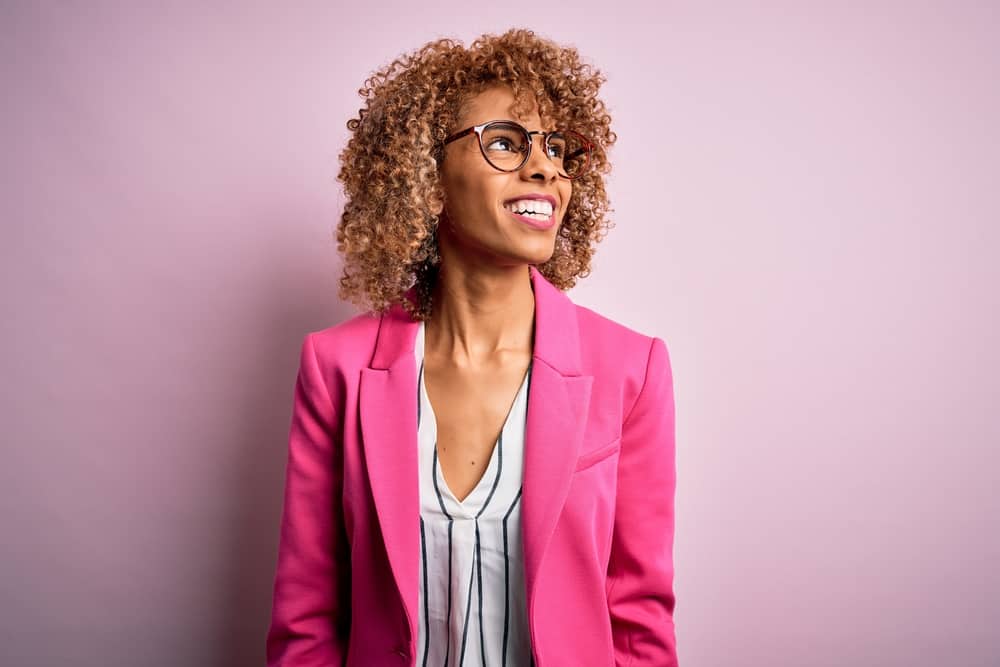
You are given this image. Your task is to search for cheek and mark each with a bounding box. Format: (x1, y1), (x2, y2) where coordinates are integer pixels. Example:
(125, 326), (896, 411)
(454, 181), (503, 216)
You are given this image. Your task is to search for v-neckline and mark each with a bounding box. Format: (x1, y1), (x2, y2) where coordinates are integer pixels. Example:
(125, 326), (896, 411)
(417, 321), (531, 515)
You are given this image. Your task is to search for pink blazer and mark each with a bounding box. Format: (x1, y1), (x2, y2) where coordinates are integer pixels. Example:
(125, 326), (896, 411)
(266, 265), (678, 666)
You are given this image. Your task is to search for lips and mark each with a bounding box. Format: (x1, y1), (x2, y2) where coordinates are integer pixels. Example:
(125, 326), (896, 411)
(501, 192), (559, 230)
(505, 207), (556, 230)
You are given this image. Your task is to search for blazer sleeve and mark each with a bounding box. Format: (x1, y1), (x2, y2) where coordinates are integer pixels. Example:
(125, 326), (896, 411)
(266, 333), (351, 666)
(606, 336), (679, 666)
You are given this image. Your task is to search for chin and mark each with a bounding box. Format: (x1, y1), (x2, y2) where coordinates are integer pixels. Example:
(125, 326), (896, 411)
(526, 244), (556, 265)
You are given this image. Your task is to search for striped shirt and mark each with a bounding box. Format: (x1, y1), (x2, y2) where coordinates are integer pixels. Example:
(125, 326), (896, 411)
(414, 320), (535, 666)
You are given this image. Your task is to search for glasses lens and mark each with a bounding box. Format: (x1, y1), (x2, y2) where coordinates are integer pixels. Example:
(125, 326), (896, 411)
(547, 131), (590, 179)
(480, 122), (591, 178)
(481, 122), (529, 171)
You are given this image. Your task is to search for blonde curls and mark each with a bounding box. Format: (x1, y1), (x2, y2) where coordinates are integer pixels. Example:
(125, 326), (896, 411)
(336, 28), (617, 321)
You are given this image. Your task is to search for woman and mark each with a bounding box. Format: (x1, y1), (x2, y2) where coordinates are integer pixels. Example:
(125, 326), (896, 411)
(266, 28), (678, 667)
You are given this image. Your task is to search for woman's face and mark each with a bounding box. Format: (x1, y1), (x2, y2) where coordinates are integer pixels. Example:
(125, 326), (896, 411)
(435, 85), (572, 270)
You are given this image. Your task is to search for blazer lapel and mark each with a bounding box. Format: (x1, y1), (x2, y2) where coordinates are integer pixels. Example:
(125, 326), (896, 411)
(520, 266), (593, 613)
(358, 301), (421, 638)
(358, 264), (593, 644)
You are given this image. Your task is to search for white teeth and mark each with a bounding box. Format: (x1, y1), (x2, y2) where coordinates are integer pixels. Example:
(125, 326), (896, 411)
(504, 199), (554, 216)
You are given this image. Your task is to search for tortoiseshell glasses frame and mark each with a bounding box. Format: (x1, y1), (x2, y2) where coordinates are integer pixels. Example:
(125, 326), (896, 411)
(442, 119), (594, 180)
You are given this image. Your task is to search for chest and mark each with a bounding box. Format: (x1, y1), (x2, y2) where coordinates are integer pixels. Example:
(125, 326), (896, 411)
(421, 354), (532, 502)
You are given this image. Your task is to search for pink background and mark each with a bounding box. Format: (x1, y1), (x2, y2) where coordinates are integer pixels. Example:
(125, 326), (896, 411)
(3, 1), (997, 665)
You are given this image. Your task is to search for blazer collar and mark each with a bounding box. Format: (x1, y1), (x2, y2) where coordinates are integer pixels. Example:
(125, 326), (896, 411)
(368, 264), (582, 376)
(358, 264), (593, 652)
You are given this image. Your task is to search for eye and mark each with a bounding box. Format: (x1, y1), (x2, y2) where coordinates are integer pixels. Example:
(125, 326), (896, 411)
(486, 137), (518, 152)
(547, 135), (567, 159)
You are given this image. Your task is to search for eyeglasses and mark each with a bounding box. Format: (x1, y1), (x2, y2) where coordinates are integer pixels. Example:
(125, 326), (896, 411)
(443, 119), (594, 180)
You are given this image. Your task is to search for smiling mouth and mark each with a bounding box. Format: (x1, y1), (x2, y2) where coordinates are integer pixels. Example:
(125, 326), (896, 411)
(503, 206), (556, 229)
(502, 200), (556, 221)
(507, 209), (553, 222)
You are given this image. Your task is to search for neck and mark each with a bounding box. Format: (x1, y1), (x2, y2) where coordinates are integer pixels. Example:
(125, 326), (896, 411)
(425, 263), (535, 368)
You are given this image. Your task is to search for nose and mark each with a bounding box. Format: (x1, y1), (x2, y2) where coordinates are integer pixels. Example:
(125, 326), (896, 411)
(521, 134), (560, 181)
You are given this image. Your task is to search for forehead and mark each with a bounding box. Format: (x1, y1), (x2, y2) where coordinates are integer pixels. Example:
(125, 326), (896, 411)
(457, 85), (547, 129)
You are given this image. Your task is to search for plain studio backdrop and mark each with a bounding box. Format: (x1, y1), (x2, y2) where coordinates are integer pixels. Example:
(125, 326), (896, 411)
(2, 1), (997, 665)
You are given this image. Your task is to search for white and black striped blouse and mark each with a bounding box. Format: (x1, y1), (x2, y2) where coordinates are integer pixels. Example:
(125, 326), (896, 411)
(414, 320), (535, 667)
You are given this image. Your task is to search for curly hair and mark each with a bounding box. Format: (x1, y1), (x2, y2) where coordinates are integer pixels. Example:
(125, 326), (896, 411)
(335, 28), (618, 321)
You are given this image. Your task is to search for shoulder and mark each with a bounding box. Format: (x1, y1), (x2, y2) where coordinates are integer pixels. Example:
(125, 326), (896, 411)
(290, 310), (386, 404)
(304, 310), (383, 367)
(572, 302), (665, 367)
(571, 302), (672, 416)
